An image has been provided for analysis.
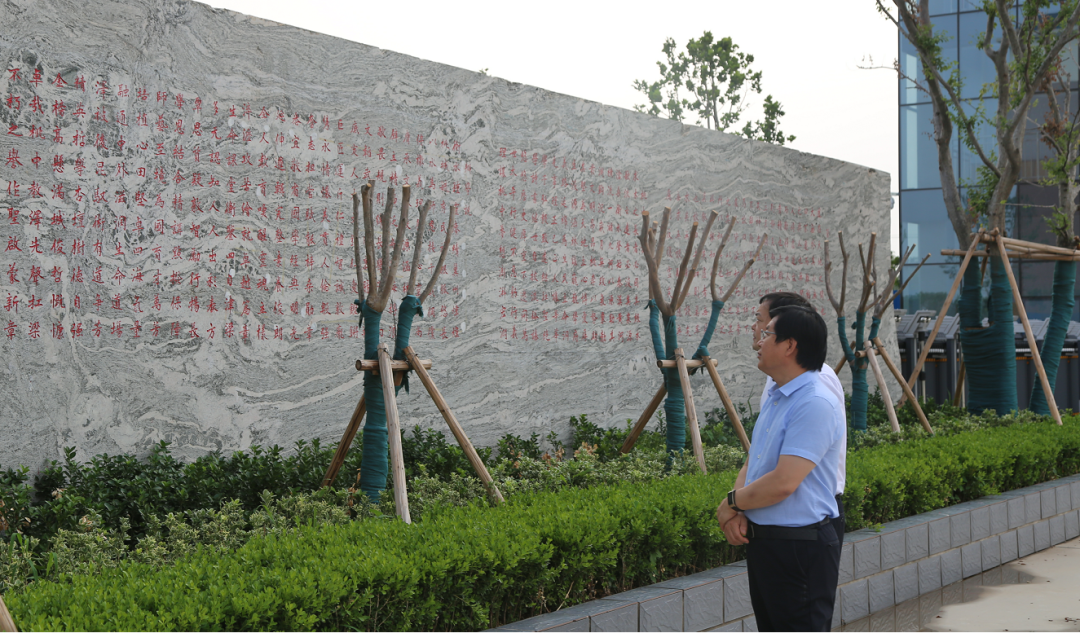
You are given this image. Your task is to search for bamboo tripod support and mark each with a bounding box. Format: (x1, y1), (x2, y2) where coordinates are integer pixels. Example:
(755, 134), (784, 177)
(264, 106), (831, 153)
(897, 229), (1063, 424)
(620, 354), (751, 459)
(899, 229), (983, 407)
(0, 594), (15, 633)
(320, 346), (506, 509)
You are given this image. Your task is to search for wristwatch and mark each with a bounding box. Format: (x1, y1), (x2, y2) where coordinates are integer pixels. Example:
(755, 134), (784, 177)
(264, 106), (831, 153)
(727, 489), (743, 513)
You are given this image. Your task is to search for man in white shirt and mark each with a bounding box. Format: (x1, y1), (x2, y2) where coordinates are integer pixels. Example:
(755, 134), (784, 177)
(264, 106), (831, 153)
(752, 292), (847, 536)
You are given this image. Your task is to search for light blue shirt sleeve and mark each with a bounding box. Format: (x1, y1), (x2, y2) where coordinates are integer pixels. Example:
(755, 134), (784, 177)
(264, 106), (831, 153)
(779, 395), (839, 466)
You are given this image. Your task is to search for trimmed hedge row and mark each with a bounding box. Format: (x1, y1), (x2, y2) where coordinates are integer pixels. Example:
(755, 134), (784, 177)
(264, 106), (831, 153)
(842, 417), (1080, 531)
(8, 470), (740, 631)
(9, 417), (1080, 631)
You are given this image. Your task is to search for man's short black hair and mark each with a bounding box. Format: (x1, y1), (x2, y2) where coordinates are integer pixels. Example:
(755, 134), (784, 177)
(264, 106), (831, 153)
(760, 291), (812, 317)
(771, 305), (828, 371)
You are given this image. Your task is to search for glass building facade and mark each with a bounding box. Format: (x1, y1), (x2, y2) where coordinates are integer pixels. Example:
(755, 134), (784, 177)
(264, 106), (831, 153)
(898, 0), (1080, 319)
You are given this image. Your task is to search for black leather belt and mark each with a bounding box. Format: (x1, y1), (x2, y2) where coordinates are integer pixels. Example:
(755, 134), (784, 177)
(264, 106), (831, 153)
(747, 517), (830, 541)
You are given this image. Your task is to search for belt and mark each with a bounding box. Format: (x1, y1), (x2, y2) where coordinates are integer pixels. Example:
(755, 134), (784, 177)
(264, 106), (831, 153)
(747, 517), (830, 541)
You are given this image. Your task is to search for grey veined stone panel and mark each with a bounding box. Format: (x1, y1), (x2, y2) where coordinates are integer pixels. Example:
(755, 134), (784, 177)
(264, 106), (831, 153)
(0, 0), (893, 470)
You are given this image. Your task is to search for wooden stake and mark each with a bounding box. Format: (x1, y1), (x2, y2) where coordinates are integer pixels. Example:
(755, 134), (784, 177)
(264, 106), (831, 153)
(865, 342), (900, 433)
(900, 229), (983, 406)
(403, 346), (505, 503)
(700, 354), (750, 452)
(674, 348), (706, 473)
(995, 234), (1063, 425)
(952, 361), (966, 407)
(620, 384), (667, 454)
(656, 357), (717, 369)
(322, 396), (366, 487)
(0, 593), (16, 633)
(356, 358), (432, 372)
(873, 337), (933, 434)
(377, 343), (411, 523)
(834, 355), (847, 374)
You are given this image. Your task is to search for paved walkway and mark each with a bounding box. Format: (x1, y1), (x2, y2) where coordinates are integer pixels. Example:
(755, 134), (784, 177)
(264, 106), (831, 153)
(924, 535), (1080, 632)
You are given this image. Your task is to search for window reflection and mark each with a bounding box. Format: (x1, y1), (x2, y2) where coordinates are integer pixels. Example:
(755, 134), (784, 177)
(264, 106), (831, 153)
(901, 104), (959, 189)
(901, 264), (961, 314)
(901, 189), (961, 263)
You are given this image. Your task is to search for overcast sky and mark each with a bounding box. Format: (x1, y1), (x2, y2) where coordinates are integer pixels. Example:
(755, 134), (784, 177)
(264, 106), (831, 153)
(205, 0), (901, 252)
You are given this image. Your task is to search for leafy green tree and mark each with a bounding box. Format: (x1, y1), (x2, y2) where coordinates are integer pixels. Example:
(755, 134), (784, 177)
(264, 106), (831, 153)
(633, 32), (794, 145)
(882, 0), (1080, 415)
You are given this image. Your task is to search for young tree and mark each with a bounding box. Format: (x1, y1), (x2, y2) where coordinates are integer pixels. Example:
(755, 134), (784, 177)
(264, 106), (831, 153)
(1029, 59), (1080, 414)
(633, 32), (795, 145)
(881, 0), (1080, 414)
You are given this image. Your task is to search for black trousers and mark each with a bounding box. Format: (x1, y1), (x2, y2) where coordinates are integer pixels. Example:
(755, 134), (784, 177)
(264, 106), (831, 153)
(746, 518), (841, 632)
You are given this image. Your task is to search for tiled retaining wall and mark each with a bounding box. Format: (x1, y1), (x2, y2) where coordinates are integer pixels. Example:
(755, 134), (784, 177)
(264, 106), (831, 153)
(494, 473), (1080, 632)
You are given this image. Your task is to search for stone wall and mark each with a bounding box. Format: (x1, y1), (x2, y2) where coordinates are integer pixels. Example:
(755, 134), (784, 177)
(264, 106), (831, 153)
(0, 0), (893, 469)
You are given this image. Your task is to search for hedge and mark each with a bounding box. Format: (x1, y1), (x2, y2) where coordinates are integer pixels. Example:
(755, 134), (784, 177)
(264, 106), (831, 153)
(8, 470), (740, 631)
(8, 416), (1080, 631)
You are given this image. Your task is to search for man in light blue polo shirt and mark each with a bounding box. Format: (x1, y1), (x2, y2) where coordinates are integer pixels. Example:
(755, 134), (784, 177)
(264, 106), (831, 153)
(715, 305), (844, 631)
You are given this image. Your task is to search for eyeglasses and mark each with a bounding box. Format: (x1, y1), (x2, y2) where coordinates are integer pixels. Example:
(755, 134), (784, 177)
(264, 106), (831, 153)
(759, 329), (776, 343)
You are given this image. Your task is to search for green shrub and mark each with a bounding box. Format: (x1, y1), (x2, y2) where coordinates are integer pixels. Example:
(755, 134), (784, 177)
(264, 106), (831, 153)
(8, 472), (740, 632)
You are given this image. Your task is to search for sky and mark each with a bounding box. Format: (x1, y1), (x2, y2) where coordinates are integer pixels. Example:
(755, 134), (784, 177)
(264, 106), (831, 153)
(204, 0), (901, 253)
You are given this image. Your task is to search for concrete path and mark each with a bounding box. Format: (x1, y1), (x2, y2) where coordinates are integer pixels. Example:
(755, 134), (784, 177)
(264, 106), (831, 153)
(924, 536), (1080, 632)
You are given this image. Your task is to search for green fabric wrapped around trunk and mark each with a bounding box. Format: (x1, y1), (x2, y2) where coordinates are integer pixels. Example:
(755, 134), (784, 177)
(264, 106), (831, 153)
(392, 295), (424, 394)
(838, 313), (869, 432)
(1030, 260), (1076, 415)
(648, 301), (685, 457)
(356, 302), (388, 502)
(959, 255), (1017, 415)
(693, 300), (726, 362)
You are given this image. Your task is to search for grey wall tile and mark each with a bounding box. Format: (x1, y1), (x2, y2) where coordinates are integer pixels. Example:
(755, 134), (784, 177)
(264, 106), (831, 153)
(1066, 510), (1080, 541)
(950, 513), (971, 548)
(1034, 519), (1051, 552)
(639, 590), (682, 632)
(832, 587), (842, 631)
(893, 562), (918, 604)
(894, 597), (919, 631)
(1041, 489), (1058, 519)
(841, 579), (869, 624)
(589, 602), (638, 633)
(1000, 529), (1018, 563)
(682, 581), (724, 632)
(918, 556), (941, 594)
(906, 523), (929, 562)
(1026, 493), (1043, 525)
(710, 621), (742, 632)
(928, 518), (950, 555)
(855, 537), (881, 579)
(546, 620), (590, 632)
(961, 542), (982, 578)
(880, 530), (905, 570)
(843, 616), (870, 631)
(724, 573), (753, 621)
(1056, 485), (1072, 513)
(743, 615), (758, 632)
(1049, 514), (1066, 546)
(869, 606), (895, 632)
(1073, 481), (1080, 511)
(1008, 497), (1026, 530)
(940, 548), (962, 586)
(981, 535), (1001, 571)
(839, 542), (854, 585)
(989, 502), (1008, 536)
(970, 507), (990, 541)
(1017, 524), (1035, 558)
(868, 571), (894, 614)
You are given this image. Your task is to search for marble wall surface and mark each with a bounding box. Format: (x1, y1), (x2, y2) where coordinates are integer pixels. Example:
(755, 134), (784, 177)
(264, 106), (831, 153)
(0, 0), (895, 469)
